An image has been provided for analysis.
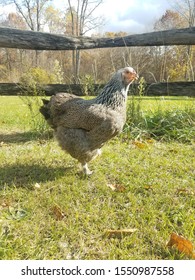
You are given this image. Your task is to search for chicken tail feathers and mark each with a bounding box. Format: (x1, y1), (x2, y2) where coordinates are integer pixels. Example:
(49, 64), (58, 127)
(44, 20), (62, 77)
(40, 99), (50, 120)
(42, 99), (49, 105)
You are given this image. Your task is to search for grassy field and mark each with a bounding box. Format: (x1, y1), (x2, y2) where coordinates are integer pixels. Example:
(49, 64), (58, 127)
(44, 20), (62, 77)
(0, 96), (195, 260)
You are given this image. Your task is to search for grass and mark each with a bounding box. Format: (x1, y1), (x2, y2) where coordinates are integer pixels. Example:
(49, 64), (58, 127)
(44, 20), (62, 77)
(0, 96), (195, 260)
(124, 96), (195, 142)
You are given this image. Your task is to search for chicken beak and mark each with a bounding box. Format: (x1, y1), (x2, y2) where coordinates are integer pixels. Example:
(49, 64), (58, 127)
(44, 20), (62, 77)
(122, 69), (139, 84)
(130, 72), (139, 82)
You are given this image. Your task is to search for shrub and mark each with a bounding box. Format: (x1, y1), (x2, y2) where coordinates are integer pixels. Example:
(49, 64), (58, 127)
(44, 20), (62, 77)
(18, 67), (54, 134)
(20, 67), (56, 86)
(79, 74), (96, 95)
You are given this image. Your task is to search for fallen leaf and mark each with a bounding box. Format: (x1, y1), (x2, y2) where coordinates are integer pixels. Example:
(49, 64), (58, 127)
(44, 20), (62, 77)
(167, 232), (195, 258)
(0, 141), (4, 146)
(107, 183), (116, 191)
(104, 229), (137, 238)
(0, 141), (7, 147)
(52, 205), (65, 221)
(176, 188), (194, 196)
(143, 185), (154, 190)
(1, 200), (10, 208)
(132, 141), (147, 149)
(146, 139), (155, 144)
(34, 183), (41, 189)
(107, 183), (125, 192)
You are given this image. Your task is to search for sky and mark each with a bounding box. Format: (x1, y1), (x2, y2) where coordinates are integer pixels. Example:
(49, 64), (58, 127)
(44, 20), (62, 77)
(0, 0), (172, 34)
(96, 0), (172, 34)
(54, 0), (172, 34)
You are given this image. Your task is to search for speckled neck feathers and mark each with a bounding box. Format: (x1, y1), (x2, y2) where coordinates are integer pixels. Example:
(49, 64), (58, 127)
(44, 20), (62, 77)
(95, 75), (130, 109)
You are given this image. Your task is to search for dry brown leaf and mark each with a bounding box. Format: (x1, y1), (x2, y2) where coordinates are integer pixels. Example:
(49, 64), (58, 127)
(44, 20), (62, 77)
(107, 183), (125, 192)
(0, 200), (10, 211)
(52, 205), (65, 221)
(132, 141), (147, 149)
(104, 229), (137, 238)
(146, 139), (155, 144)
(1, 200), (10, 208)
(176, 188), (194, 196)
(167, 232), (195, 258)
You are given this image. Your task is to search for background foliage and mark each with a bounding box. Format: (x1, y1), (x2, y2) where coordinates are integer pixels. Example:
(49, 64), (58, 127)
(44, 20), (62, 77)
(0, 0), (195, 84)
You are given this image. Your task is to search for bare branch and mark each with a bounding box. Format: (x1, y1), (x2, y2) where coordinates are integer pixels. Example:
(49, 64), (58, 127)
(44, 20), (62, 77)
(85, 0), (103, 20)
(67, 0), (75, 35)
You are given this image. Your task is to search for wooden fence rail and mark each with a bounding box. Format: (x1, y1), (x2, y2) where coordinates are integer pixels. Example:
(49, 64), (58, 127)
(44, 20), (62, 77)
(0, 26), (195, 50)
(0, 82), (194, 97)
(0, 27), (195, 97)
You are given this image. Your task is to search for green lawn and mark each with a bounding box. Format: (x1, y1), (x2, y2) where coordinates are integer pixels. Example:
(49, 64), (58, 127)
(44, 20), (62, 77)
(0, 96), (195, 260)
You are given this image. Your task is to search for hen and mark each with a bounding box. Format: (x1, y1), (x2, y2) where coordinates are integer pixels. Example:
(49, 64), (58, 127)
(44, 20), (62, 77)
(40, 67), (138, 175)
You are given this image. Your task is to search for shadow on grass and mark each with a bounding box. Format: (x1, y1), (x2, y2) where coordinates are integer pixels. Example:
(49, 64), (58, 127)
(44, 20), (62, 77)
(0, 130), (53, 144)
(0, 163), (72, 189)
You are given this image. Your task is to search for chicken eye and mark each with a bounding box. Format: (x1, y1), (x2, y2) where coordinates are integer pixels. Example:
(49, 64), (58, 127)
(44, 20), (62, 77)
(124, 71), (130, 76)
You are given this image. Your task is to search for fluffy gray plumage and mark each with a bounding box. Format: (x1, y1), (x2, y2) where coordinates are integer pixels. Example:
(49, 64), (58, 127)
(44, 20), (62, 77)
(40, 67), (138, 175)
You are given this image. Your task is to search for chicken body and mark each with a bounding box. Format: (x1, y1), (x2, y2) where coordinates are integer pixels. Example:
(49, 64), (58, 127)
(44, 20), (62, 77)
(40, 67), (138, 174)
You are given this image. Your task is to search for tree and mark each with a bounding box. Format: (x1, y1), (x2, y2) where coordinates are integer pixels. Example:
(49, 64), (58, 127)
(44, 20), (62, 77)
(0, 2), (72, 83)
(154, 9), (186, 30)
(154, 10), (186, 81)
(171, 0), (195, 27)
(153, 9), (192, 82)
(1, 0), (52, 31)
(65, 0), (104, 82)
(170, 0), (195, 80)
(44, 5), (65, 34)
(0, 0), (52, 65)
(0, 12), (27, 81)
